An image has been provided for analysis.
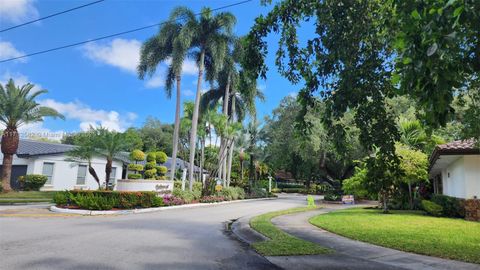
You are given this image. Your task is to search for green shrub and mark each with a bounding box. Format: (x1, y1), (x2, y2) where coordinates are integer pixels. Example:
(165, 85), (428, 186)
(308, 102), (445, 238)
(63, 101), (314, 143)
(324, 190), (342, 201)
(271, 188), (281, 193)
(277, 183), (304, 189)
(172, 189), (199, 203)
(157, 165), (168, 175)
(127, 173), (142, 179)
(174, 181), (202, 193)
(421, 200), (443, 217)
(156, 175), (167, 180)
(0, 182), (3, 192)
(146, 152), (156, 162)
(248, 187), (267, 198)
(129, 149), (145, 161)
(218, 187), (245, 201)
(144, 169), (157, 179)
(128, 163), (144, 172)
(431, 194), (465, 218)
(282, 187), (306, 193)
(145, 161), (156, 170)
(53, 191), (68, 205)
(155, 151), (168, 164)
(56, 190), (163, 210)
(18, 174), (48, 191)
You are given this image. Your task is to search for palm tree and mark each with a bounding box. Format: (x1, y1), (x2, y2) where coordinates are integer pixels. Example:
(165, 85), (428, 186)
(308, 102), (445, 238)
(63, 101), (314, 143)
(398, 118), (427, 150)
(171, 7), (235, 191)
(66, 132), (101, 189)
(138, 14), (190, 182)
(0, 79), (64, 192)
(91, 127), (130, 189)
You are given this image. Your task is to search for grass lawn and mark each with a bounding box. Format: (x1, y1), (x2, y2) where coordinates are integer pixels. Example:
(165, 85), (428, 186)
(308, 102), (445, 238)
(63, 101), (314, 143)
(309, 208), (480, 264)
(0, 191), (55, 204)
(250, 206), (331, 256)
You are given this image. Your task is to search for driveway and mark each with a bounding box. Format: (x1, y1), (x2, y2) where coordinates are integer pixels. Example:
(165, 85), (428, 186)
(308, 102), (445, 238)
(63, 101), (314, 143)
(0, 194), (310, 270)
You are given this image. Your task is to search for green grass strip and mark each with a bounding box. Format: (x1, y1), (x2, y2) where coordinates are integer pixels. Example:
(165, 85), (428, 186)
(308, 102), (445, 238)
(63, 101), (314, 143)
(309, 208), (480, 264)
(250, 206), (331, 256)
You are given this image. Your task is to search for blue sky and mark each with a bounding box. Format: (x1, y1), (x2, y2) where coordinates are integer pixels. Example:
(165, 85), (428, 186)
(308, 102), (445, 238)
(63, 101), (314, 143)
(0, 0), (300, 138)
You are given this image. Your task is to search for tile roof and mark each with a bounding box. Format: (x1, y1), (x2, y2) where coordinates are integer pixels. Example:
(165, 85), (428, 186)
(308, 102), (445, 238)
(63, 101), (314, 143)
(15, 139), (76, 157)
(429, 139), (479, 171)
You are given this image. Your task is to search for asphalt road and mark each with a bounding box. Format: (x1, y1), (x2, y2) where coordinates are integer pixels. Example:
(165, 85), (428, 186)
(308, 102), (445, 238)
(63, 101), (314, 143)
(0, 194), (310, 270)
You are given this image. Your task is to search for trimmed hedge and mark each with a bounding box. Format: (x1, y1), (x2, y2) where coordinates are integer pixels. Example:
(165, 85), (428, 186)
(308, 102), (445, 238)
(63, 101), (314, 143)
(18, 174), (48, 191)
(422, 200), (443, 217)
(281, 187), (307, 193)
(277, 183), (304, 189)
(127, 173), (142, 179)
(128, 163), (144, 172)
(53, 190), (164, 210)
(431, 194), (465, 218)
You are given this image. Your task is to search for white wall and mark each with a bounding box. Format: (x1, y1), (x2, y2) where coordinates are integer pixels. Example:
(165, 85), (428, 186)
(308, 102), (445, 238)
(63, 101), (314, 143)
(31, 154), (124, 191)
(464, 155), (480, 199)
(442, 155), (480, 199)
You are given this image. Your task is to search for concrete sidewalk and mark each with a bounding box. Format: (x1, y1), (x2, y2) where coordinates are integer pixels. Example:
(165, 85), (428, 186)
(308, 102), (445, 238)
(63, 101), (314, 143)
(232, 204), (480, 270)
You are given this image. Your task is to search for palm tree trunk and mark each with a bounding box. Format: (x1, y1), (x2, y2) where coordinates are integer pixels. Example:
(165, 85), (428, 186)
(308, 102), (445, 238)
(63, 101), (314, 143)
(188, 49), (205, 191)
(218, 73), (231, 182)
(105, 158), (112, 190)
(226, 93), (236, 187)
(1, 127), (19, 192)
(88, 161), (101, 189)
(200, 138), (205, 186)
(169, 75), (182, 181)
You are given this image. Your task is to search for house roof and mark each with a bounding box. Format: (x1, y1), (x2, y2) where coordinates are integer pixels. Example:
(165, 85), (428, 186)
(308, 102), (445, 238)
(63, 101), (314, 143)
(429, 139), (479, 172)
(15, 139), (76, 157)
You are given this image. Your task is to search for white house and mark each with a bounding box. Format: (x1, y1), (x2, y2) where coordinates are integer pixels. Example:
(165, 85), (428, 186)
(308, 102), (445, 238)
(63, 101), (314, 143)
(0, 139), (126, 191)
(429, 139), (480, 199)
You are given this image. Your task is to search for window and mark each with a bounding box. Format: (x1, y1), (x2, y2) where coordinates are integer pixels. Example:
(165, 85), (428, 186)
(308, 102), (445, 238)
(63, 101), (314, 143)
(42, 162), (54, 184)
(76, 165), (87, 185)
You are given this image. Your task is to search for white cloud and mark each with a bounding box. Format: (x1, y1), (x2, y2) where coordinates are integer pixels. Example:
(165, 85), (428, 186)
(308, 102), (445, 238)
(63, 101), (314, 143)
(82, 38), (141, 73)
(39, 99), (137, 132)
(0, 71), (40, 90)
(288, 91), (298, 98)
(0, 41), (25, 62)
(145, 74), (165, 88)
(0, 0), (38, 24)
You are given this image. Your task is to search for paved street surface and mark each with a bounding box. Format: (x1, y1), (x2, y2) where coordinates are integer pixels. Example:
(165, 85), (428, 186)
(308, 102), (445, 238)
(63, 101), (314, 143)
(0, 194), (308, 270)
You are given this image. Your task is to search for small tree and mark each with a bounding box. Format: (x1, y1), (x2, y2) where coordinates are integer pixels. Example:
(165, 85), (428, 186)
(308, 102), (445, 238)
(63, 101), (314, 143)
(144, 152), (157, 179)
(155, 151), (168, 180)
(127, 149), (145, 179)
(396, 144), (428, 209)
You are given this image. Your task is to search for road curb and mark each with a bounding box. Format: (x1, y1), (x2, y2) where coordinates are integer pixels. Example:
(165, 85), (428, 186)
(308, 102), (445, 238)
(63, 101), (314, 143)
(50, 197), (277, 216)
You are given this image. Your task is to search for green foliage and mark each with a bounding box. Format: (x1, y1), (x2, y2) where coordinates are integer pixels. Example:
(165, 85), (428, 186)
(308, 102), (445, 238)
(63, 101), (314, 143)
(281, 188), (306, 193)
(55, 190), (163, 210)
(146, 152), (156, 162)
(53, 191), (68, 205)
(144, 169), (157, 179)
(248, 187), (267, 198)
(324, 192), (341, 202)
(342, 166), (374, 199)
(431, 194), (465, 218)
(421, 200), (443, 217)
(172, 189), (201, 204)
(144, 161), (156, 170)
(157, 165), (168, 176)
(127, 164), (144, 172)
(129, 149), (145, 161)
(127, 173), (142, 180)
(218, 186), (245, 201)
(18, 174), (47, 191)
(396, 144), (429, 185)
(173, 181), (202, 193)
(155, 151), (168, 164)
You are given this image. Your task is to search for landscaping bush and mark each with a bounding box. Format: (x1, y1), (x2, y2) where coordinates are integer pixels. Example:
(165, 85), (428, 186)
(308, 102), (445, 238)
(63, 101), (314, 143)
(127, 173), (142, 179)
(128, 164), (144, 172)
(130, 149), (145, 161)
(421, 200), (443, 217)
(465, 199), (480, 222)
(174, 181), (202, 193)
(281, 187), (306, 193)
(157, 165), (168, 175)
(277, 182), (304, 189)
(324, 190), (342, 201)
(172, 189), (201, 203)
(155, 151), (168, 164)
(248, 187), (267, 198)
(146, 152), (156, 162)
(55, 190), (163, 210)
(144, 169), (157, 179)
(200, 196), (225, 203)
(145, 162), (156, 170)
(431, 194), (465, 218)
(18, 174), (48, 191)
(271, 188), (281, 193)
(218, 187), (245, 201)
(162, 194), (185, 206)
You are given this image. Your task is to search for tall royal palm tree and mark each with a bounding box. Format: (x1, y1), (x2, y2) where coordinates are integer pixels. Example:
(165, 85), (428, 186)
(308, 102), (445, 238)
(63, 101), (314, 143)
(0, 79), (64, 192)
(138, 14), (190, 182)
(171, 7), (236, 191)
